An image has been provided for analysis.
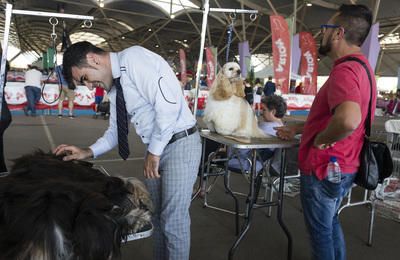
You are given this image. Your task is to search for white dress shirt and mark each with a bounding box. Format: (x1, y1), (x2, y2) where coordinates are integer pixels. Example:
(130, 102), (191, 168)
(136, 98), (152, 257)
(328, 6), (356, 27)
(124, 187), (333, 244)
(90, 46), (196, 157)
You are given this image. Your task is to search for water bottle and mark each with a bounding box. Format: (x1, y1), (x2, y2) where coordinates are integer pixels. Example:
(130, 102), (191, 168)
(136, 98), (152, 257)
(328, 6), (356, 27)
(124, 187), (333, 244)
(327, 156), (341, 183)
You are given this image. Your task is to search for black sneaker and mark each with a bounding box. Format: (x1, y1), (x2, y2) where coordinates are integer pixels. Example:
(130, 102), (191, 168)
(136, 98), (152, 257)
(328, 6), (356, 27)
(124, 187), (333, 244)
(58, 114), (63, 118)
(68, 115), (75, 119)
(23, 107), (29, 116)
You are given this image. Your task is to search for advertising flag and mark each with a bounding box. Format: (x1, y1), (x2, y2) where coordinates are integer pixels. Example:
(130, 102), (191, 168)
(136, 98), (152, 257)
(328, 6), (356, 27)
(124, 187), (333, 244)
(299, 32), (318, 95)
(270, 15), (291, 94)
(179, 49), (187, 84)
(205, 47), (217, 87)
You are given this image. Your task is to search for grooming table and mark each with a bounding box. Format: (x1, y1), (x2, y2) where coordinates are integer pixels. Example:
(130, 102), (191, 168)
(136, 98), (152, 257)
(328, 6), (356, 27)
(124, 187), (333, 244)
(197, 130), (299, 260)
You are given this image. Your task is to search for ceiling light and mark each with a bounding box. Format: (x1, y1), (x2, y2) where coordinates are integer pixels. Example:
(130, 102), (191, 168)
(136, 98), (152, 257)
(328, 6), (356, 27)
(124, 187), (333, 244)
(183, 39), (187, 43)
(171, 14), (175, 19)
(121, 36), (125, 40)
(306, 2), (312, 7)
(155, 44), (159, 48)
(148, 28), (152, 32)
(99, 3), (104, 8)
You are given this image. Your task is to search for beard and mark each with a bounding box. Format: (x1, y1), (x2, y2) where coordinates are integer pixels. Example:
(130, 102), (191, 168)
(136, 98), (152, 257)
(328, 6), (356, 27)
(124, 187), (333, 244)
(318, 34), (332, 56)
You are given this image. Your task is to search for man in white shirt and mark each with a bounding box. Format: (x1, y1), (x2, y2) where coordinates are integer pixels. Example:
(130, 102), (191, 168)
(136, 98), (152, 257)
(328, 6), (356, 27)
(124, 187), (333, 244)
(54, 41), (201, 260)
(23, 65), (43, 116)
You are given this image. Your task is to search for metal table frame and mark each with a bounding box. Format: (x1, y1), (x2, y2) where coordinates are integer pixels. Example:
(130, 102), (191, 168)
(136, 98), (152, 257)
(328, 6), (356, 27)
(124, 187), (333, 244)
(197, 131), (298, 260)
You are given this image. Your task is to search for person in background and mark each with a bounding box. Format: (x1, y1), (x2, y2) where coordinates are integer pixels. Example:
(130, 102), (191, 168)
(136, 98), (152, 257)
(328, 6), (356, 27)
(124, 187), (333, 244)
(253, 78), (263, 116)
(0, 45), (12, 173)
(53, 41), (201, 260)
(94, 85), (105, 116)
(263, 76), (276, 96)
(23, 65), (43, 117)
(228, 95), (287, 170)
(243, 79), (254, 105)
(55, 65), (76, 118)
(386, 89), (400, 115)
(295, 82), (304, 94)
(275, 4), (375, 260)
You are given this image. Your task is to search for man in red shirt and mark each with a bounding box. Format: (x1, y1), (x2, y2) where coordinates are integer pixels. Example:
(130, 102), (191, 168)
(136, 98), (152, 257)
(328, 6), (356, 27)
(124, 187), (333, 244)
(276, 4), (375, 260)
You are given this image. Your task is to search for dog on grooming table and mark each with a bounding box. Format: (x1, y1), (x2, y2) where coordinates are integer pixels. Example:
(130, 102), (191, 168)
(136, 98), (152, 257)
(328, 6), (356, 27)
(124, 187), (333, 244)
(203, 62), (267, 138)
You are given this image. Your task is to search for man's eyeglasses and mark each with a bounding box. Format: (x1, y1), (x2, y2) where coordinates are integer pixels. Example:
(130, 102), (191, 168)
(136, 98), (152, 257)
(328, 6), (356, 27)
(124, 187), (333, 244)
(320, 24), (341, 33)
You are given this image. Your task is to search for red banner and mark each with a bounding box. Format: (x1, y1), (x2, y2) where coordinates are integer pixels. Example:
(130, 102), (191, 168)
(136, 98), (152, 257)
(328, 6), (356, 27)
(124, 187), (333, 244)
(205, 47), (216, 87)
(270, 15), (291, 94)
(299, 32), (318, 95)
(179, 49), (187, 84)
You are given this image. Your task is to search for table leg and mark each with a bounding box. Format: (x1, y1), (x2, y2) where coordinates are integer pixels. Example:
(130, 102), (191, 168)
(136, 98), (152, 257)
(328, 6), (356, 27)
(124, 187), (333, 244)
(277, 149), (293, 260)
(228, 149), (258, 260)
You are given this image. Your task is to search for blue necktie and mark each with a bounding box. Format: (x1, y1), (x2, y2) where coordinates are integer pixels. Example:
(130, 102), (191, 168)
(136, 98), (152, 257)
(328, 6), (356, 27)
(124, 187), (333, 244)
(114, 77), (130, 160)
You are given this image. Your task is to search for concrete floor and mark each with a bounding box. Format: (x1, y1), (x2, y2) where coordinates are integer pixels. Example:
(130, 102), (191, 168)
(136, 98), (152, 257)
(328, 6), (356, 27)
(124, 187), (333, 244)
(3, 114), (399, 260)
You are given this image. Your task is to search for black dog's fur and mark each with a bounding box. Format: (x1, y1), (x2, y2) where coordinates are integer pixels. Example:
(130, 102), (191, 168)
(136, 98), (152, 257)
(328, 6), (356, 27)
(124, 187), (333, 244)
(0, 150), (152, 260)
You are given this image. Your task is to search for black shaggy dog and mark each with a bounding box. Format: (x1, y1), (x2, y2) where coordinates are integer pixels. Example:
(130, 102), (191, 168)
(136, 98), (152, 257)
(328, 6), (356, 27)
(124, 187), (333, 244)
(0, 150), (153, 260)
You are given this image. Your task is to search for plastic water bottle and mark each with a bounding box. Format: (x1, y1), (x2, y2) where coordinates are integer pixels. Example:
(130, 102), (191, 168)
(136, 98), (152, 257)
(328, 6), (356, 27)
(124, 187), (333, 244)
(327, 156), (341, 183)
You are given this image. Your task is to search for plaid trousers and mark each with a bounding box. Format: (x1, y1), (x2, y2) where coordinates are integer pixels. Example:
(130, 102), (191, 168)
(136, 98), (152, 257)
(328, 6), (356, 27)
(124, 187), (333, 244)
(145, 131), (201, 260)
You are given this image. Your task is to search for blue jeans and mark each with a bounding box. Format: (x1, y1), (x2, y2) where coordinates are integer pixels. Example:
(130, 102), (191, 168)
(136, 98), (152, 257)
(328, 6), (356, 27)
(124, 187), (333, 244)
(24, 86), (41, 114)
(300, 173), (356, 260)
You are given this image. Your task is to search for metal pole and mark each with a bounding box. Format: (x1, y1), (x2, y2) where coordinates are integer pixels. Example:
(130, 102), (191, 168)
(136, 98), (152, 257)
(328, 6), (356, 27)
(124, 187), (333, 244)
(209, 8), (258, 14)
(12, 9), (94, 20)
(0, 4), (13, 115)
(193, 0), (210, 116)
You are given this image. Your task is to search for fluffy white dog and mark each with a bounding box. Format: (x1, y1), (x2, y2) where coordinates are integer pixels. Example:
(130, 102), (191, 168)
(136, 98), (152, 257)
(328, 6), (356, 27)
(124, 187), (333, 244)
(203, 62), (266, 138)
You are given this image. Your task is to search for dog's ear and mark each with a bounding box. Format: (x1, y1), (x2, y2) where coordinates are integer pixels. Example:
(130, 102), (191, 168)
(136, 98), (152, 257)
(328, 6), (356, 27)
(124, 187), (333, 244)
(234, 79), (245, 98)
(210, 71), (233, 100)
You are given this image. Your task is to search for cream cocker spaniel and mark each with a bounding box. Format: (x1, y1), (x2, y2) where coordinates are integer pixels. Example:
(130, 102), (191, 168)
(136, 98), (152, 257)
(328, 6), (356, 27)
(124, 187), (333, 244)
(203, 62), (266, 138)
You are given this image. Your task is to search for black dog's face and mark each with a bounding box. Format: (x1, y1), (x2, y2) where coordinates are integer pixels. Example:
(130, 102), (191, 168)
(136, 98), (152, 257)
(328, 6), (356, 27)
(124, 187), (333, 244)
(0, 150), (153, 260)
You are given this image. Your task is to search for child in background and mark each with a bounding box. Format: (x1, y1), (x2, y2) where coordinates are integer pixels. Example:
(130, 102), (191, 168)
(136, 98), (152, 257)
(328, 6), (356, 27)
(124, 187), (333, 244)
(94, 86), (105, 116)
(228, 95), (287, 171)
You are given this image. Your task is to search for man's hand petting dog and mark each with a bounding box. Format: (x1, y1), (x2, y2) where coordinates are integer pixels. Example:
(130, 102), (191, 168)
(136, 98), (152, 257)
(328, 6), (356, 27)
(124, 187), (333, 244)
(53, 144), (93, 161)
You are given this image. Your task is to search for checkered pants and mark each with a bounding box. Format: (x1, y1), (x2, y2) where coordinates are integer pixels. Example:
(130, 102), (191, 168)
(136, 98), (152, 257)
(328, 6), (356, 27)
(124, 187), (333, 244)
(145, 132), (201, 260)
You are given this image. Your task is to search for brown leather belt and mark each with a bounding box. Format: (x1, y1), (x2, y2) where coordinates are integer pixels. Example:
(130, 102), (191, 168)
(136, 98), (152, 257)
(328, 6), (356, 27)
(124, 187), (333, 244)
(168, 126), (197, 145)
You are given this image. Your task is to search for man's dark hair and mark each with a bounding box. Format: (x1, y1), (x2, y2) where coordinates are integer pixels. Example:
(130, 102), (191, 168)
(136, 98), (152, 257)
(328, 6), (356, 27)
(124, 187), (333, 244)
(268, 76), (273, 80)
(62, 41), (106, 88)
(261, 95), (287, 118)
(335, 4), (372, 46)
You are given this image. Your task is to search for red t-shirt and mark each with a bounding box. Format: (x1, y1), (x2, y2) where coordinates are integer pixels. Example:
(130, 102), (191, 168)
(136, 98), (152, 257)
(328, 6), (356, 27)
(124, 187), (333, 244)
(298, 53), (376, 180)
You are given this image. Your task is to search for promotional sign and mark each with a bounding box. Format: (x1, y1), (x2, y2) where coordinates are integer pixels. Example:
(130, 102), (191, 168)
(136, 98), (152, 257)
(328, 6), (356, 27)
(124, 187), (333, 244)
(179, 49), (187, 84)
(270, 15), (291, 94)
(299, 32), (318, 95)
(291, 34), (301, 76)
(239, 41), (251, 78)
(205, 47), (217, 87)
(361, 23), (380, 71)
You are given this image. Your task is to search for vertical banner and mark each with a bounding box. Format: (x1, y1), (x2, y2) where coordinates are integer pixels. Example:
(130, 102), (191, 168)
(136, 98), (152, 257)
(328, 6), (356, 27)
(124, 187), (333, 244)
(291, 34), (301, 76)
(397, 67), (400, 90)
(239, 41), (251, 78)
(299, 32), (318, 95)
(205, 47), (217, 87)
(270, 15), (291, 94)
(361, 23), (380, 71)
(179, 49), (187, 84)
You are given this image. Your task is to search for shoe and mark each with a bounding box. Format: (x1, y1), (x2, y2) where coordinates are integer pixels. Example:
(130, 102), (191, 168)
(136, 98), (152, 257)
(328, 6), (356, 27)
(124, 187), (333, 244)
(58, 114), (63, 118)
(23, 107), (29, 116)
(69, 115), (75, 119)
